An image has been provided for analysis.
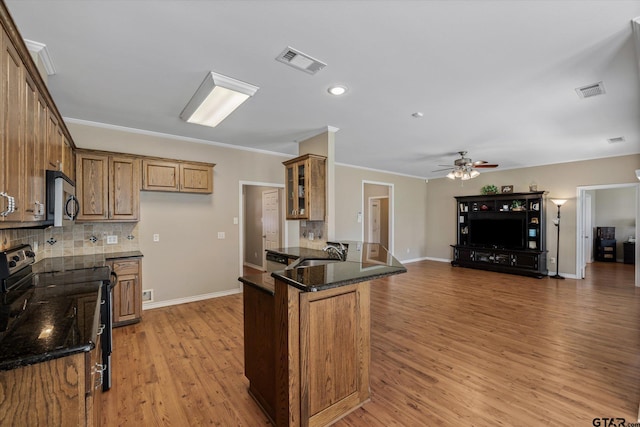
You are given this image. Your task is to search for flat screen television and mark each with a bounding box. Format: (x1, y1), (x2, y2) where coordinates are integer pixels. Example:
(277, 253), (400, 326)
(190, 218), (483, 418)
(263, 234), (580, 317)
(468, 214), (526, 250)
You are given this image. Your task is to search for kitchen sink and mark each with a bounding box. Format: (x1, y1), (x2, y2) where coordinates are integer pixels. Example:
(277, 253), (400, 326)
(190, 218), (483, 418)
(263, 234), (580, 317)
(286, 258), (342, 269)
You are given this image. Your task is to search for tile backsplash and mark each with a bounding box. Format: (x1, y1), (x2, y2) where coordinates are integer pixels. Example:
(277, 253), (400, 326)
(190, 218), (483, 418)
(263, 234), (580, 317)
(0, 223), (140, 259)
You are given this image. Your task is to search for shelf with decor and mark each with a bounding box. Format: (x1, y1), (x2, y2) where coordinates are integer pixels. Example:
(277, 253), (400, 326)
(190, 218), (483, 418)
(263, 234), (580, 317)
(451, 191), (547, 278)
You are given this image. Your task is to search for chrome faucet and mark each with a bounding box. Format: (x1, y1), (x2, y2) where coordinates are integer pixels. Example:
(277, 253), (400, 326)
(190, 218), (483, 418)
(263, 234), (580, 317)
(323, 242), (347, 261)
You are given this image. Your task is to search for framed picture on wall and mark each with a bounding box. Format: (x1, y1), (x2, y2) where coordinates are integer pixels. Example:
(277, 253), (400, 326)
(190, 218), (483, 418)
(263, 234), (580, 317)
(501, 185), (514, 194)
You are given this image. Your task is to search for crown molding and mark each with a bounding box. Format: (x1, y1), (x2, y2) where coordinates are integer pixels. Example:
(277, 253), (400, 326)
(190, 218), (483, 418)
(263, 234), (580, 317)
(24, 39), (56, 75)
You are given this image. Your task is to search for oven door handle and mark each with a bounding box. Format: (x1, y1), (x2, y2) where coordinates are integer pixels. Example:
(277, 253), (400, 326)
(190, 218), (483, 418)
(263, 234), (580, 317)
(110, 271), (118, 287)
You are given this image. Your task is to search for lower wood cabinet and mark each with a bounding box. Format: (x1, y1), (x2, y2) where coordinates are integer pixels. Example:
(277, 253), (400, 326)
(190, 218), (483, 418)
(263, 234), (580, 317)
(0, 339), (102, 426)
(109, 258), (143, 327)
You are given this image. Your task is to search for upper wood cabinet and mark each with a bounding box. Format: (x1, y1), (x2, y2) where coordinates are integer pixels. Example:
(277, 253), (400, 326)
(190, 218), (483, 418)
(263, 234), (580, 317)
(142, 159), (213, 194)
(76, 151), (139, 222)
(1, 26), (24, 223)
(0, 3), (78, 228)
(283, 154), (326, 220)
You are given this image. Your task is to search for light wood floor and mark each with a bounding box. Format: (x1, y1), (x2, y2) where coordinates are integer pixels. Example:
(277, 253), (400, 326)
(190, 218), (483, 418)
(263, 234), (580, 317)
(102, 261), (639, 426)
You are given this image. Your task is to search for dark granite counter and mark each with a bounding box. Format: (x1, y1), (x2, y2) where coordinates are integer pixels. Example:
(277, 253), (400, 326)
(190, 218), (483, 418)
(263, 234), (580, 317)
(0, 251), (143, 371)
(243, 242), (406, 293)
(0, 271), (108, 371)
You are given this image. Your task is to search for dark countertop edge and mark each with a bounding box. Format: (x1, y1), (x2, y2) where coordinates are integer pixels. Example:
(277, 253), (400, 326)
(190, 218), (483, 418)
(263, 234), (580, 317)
(272, 265), (407, 292)
(0, 341), (96, 372)
(105, 251), (144, 260)
(238, 274), (275, 296)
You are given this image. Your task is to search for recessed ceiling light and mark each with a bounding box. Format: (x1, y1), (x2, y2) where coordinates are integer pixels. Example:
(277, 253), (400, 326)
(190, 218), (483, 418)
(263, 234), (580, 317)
(411, 112), (424, 118)
(328, 85), (347, 96)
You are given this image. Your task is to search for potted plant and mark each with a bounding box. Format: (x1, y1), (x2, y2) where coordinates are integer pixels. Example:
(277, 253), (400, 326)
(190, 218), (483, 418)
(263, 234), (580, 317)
(511, 200), (524, 211)
(481, 184), (498, 195)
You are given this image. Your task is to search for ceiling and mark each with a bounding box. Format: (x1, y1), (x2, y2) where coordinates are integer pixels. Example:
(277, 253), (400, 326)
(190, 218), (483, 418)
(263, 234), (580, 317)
(6, 0), (640, 179)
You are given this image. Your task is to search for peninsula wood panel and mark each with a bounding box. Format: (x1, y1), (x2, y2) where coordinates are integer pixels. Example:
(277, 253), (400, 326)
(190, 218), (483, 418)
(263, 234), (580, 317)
(243, 285), (276, 421)
(0, 353), (85, 426)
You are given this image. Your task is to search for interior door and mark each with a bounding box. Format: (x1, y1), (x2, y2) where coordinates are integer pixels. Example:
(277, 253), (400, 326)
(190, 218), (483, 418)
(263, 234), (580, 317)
(262, 189), (280, 269)
(369, 199), (381, 244)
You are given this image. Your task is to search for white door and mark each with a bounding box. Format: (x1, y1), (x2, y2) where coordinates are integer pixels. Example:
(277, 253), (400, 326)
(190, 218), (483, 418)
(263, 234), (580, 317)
(579, 192), (593, 279)
(369, 199), (381, 244)
(262, 190), (280, 268)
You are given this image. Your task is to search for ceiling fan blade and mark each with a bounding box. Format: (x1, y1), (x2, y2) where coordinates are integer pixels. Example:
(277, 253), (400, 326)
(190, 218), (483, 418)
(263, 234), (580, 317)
(432, 168), (454, 172)
(474, 164), (499, 168)
(472, 160), (489, 165)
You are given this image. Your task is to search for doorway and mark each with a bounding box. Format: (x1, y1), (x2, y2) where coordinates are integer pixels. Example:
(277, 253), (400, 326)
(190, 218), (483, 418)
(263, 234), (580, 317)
(362, 181), (394, 254)
(239, 182), (285, 275)
(576, 183), (639, 286)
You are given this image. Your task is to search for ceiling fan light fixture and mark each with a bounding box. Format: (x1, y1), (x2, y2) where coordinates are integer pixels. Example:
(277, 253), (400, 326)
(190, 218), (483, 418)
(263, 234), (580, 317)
(470, 169), (480, 178)
(180, 71), (259, 128)
(446, 171), (456, 179)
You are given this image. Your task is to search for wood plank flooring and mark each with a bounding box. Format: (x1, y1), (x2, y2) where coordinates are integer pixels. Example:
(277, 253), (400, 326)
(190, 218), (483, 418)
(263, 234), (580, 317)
(102, 261), (640, 426)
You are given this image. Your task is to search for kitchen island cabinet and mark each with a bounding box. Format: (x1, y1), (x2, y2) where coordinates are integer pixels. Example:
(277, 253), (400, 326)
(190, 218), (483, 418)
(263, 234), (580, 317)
(240, 242), (406, 427)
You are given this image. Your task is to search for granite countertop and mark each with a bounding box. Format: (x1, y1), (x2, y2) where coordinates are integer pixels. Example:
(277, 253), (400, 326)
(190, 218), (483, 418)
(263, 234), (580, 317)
(0, 251), (143, 371)
(242, 242), (406, 293)
(0, 273), (107, 371)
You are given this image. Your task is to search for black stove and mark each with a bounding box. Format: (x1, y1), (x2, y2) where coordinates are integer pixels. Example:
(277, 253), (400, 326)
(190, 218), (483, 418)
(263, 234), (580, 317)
(0, 244), (114, 391)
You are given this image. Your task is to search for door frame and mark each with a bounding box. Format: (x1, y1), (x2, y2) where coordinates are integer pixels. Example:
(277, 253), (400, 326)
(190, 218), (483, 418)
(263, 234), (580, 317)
(576, 183), (639, 286)
(239, 181), (285, 278)
(262, 189), (281, 269)
(361, 180), (394, 255)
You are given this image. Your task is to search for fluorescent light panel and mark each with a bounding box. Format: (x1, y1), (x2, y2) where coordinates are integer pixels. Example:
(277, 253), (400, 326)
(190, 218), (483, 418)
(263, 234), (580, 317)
(180, 72), (259, 128)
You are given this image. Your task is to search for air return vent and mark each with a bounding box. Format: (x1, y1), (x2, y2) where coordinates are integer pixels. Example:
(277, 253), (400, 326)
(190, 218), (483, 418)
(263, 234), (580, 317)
(607, 136), (625, 144)
(575, 82), (606, 98)
(275, 46), (327, 75)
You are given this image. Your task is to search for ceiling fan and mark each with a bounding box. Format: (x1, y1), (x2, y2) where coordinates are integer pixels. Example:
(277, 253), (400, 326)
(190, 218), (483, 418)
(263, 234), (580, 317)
(433, 151), (499, 180)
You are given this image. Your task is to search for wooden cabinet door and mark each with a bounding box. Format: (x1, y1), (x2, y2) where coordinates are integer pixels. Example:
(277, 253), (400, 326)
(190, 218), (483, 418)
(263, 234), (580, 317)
(179, 163), (212, 193)
(109, 156), (139, 220)
(23, 75), (46, 221)
(46, 111), (63, 170)
(142, 159), (180, 192)
(111, 259), (142, 327)
(76, 152), (109, 221)
(62, 136), (75, 180)
(1, 32), (24, 222)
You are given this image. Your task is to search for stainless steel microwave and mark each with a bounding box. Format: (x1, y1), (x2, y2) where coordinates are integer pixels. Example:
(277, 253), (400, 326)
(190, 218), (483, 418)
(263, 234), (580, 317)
(46, 170), (79, 227)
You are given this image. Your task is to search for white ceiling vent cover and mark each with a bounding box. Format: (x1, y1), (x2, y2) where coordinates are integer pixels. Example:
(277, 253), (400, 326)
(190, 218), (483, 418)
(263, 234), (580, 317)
(276, 46), (327, 75)
(575, 82), (606, 98)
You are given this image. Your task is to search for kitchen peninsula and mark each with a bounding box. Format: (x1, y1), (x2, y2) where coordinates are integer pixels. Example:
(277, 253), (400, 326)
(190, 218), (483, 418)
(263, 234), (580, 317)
(239, 242), (406, 427)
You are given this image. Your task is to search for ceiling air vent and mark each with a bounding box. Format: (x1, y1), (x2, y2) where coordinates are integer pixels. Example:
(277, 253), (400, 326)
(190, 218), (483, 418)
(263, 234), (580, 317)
(607, 136), (625, 144)
(575, 82), (606, 98)
(275, 46), (327, 75)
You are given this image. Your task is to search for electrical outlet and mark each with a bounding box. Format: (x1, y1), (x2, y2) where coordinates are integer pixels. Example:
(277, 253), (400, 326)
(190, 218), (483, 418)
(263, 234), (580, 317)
(233, 217), (239, 225)
(550, 257), (556, 264)
(153, 234), (160, 242)
(106, 235), (118, 244)
(218, 232), (226, 239)
(142, 289), (153, 302)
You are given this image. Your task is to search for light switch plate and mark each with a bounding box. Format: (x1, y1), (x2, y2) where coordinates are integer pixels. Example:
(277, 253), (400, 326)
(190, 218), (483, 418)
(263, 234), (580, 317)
(218, 232), (226, 239)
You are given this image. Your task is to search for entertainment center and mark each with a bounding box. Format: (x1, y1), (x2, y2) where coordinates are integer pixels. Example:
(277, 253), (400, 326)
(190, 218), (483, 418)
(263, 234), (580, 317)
(451, 191), (548, 278)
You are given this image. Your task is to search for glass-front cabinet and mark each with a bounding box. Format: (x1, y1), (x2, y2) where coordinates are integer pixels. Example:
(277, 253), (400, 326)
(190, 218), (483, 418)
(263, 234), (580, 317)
(283, 154), (326, 220)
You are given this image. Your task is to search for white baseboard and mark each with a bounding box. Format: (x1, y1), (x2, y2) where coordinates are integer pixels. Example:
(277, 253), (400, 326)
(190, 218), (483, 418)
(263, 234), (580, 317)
(243, 262), (265, 271)
(142, 287), (242, 310)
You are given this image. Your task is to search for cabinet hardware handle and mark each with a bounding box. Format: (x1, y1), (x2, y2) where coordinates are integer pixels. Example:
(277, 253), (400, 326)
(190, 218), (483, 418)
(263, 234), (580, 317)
(97, 324), (105, 336)
(0, 193), (16, 217)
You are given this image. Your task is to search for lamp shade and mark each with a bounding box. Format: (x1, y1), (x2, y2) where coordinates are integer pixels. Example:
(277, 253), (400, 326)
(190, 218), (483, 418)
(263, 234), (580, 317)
(551, 199), (567, 207)
(180, 72), (259, 128)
